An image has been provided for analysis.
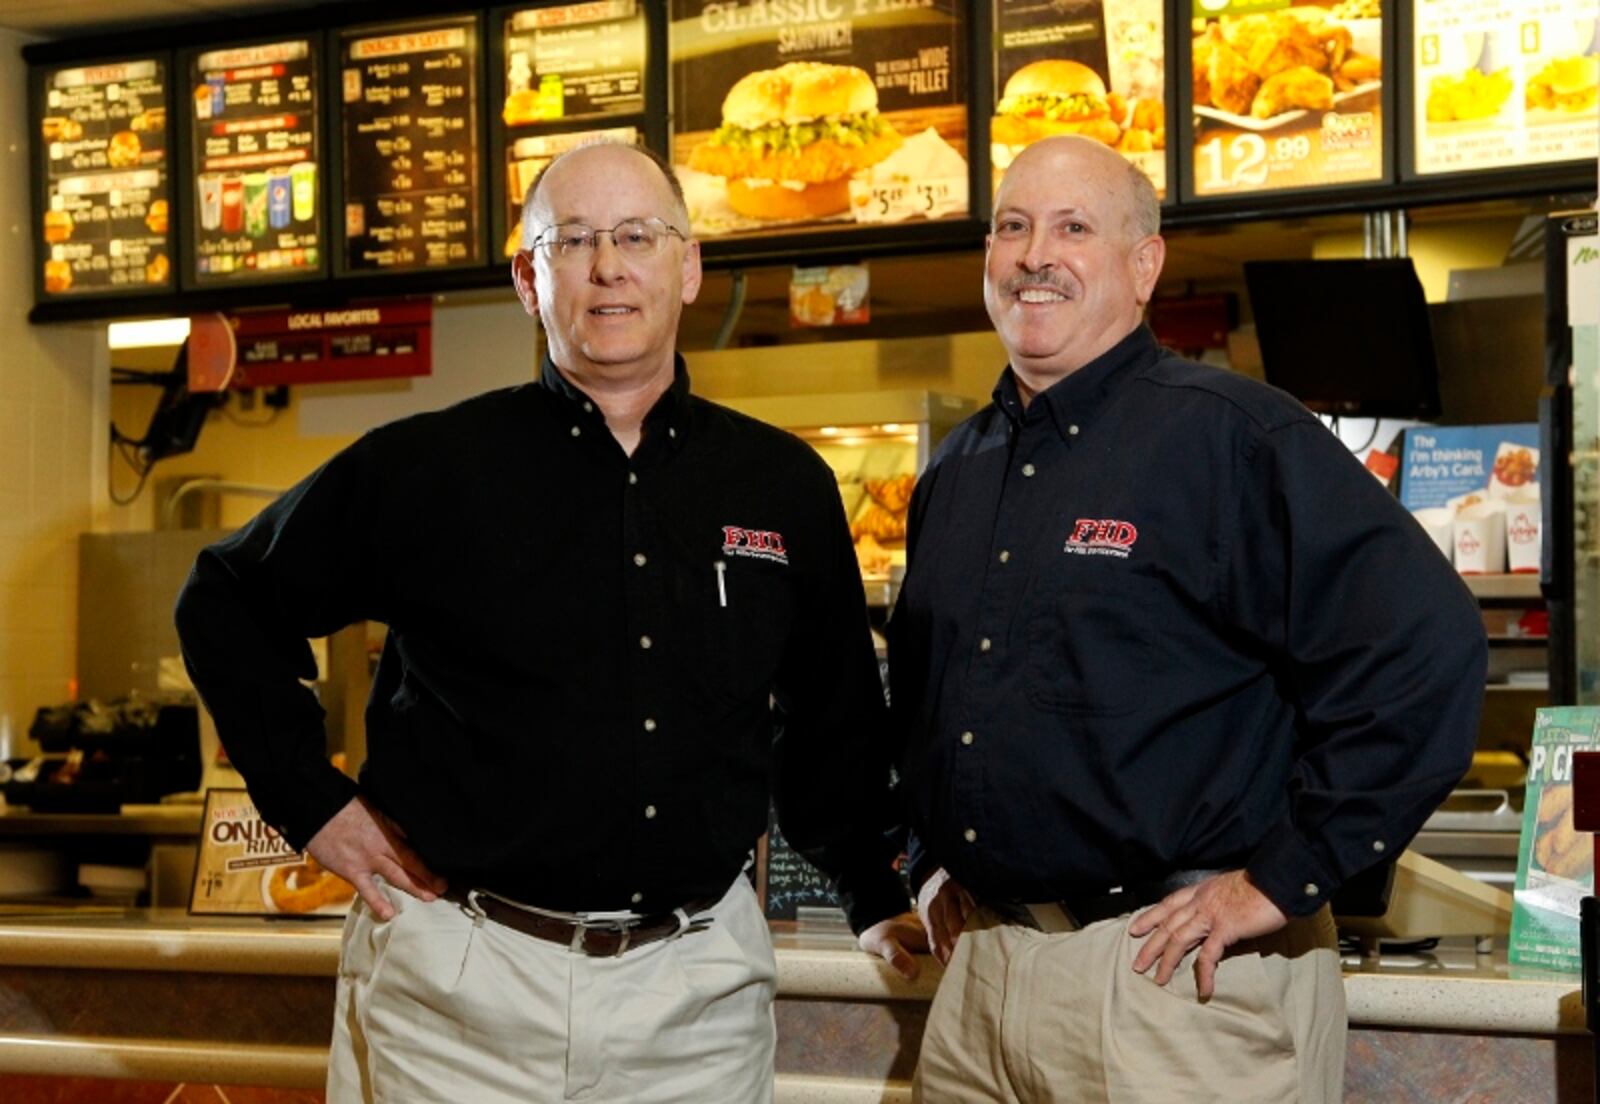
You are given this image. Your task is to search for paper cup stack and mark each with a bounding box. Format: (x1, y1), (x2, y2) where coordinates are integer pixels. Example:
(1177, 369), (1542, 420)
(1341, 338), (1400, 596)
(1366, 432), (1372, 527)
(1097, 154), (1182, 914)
(1410, 484), (1540, 576)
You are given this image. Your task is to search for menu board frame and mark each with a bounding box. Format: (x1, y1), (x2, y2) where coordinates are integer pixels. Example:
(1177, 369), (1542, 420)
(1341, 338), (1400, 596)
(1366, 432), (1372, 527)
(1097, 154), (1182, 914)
(487, 2), (668, 267)
(665, 0), (995, 267)
(329, 13), (491, 280)
(29, 50), (177, 303)
(1176, 0), (1398, 206)
(175, 32), (330, 291)
(1396, 0), (1600, 184)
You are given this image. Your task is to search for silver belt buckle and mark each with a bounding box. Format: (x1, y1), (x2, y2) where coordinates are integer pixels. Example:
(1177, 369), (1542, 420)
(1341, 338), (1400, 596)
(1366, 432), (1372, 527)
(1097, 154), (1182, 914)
(572, 909), (639, 956)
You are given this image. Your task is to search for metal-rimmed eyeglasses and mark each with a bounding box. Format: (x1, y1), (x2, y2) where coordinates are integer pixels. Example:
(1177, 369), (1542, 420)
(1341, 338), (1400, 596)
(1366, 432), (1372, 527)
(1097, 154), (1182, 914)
(531, 217), (687, 261)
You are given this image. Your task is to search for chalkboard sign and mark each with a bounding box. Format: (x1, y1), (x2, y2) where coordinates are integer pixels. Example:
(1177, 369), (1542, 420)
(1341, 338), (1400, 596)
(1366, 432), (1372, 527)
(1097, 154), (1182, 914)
(762, 806), (841, 921)
(338, 15), (484, 274)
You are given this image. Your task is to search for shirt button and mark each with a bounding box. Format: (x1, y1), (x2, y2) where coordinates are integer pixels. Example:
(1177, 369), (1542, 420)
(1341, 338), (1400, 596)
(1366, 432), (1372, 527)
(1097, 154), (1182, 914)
(1068, 424), (1080, 436)
(633, 553), (647, 567)
(979, 637), (992, 653)
(643, 718), (657, 732)
(1372, 840), (1386, 853)
(963, 828), (977, 843)
(644, 805), (657, 819)
(639, 635), (653, 649)
(998, 550), (1010, 563)
(1304, 883), (1320, 897)
(668, 427), (677, 439)
(628, 472), (639, 485)
(583, 401), (594, 413)
(631, 892), (643, 905)
(570, 426), (581, 438)
(1021, 463), (1036, 477)
(960, 730), (974, 746)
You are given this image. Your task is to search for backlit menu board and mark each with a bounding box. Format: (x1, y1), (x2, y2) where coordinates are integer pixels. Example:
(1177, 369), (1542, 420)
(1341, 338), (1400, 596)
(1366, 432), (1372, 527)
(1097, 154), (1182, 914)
(669, 0), (969, 239)
(501, 1), (647, 126)
(1412, 0), (1598, 176)
(186, 39), (322, 285)
(1189, 0), (1385, 197)
(339, 17), (482, 273)
(993, 0), (1167, 198)
(35, 57), (171, 297)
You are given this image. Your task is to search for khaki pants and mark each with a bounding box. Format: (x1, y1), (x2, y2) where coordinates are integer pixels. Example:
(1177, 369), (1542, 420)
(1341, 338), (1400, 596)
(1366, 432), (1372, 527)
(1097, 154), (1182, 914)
(327, 875), (777, 1104)
(915, 905), (1345, 1104)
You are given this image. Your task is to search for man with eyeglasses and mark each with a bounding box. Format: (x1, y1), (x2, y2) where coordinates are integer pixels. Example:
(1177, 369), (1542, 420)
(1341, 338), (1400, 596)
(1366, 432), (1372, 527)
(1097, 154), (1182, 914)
(875, 136), (1483, 1101)
(175, 141), (919, 1104)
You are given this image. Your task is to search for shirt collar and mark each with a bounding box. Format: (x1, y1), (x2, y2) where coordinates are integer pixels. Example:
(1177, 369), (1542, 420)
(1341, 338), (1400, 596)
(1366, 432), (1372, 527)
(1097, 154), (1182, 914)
(992, 324), (1159, 442)
(538, 353), (694, 449)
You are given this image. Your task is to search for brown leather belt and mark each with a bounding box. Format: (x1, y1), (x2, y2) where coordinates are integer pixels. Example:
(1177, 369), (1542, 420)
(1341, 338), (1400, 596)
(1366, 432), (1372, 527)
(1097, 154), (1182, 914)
(446, 888), (719, 957)
(992, 869), (1226, 931)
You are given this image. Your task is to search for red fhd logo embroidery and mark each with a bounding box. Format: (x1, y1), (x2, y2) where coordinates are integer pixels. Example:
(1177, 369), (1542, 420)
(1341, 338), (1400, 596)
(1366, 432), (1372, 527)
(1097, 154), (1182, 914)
(722, 526), (789, 565)
(1064, 518), (1139, 559)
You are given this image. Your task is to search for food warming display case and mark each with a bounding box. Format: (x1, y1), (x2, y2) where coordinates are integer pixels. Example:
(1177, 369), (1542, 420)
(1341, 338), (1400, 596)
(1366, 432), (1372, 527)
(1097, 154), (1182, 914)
(718, 390), (976, 609)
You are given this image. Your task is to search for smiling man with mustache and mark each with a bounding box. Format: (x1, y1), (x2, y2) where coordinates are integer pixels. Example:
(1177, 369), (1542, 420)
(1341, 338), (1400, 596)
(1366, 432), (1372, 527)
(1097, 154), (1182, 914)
(879, 136), (1484, 1102)
(177, 141), (913, 1104)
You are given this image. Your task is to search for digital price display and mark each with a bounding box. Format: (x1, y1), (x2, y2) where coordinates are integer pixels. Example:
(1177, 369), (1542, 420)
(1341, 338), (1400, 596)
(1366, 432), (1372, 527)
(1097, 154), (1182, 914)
(669, 0), (969, 239)
(339, 16), (483, 273)
(186, 38), (323, 285)
(34, 56), (172, 297)
(1189, 0), (1385, 197)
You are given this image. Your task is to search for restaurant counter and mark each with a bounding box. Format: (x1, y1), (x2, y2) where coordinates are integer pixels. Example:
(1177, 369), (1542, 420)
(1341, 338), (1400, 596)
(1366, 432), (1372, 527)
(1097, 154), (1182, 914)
(0, 910), (1587, 1102)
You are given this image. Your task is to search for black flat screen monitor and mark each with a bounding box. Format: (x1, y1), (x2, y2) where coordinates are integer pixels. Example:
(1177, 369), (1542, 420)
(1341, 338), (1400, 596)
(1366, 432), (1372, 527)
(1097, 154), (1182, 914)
(1243, 259), (1442, 420)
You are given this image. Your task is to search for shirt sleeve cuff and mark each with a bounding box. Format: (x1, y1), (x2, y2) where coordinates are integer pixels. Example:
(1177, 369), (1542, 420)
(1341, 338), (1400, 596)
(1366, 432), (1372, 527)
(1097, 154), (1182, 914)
(270, 760), (363, 852)
(1245, 824), (1339, 918)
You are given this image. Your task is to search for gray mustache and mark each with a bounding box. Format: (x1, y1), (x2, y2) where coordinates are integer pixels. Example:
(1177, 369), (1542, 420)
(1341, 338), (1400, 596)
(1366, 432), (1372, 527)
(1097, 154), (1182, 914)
(1003, 277), (1070, 296)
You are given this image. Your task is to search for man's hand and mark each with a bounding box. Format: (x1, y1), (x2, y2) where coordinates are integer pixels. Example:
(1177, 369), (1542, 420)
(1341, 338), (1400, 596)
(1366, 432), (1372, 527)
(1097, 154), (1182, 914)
(305, 796), (448, 921)
(858, 911), (928, 980)
(1127, 870), (1288, 999)
(917, 867), (975, 966)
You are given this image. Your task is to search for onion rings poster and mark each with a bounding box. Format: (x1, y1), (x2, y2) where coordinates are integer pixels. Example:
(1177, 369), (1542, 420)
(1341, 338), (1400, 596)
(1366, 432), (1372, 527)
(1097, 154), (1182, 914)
(993, 0), (1167, 198)
(1189, 0), (1385, 197)
(669, 0), (969, 238)
(190, 788), (356, 917)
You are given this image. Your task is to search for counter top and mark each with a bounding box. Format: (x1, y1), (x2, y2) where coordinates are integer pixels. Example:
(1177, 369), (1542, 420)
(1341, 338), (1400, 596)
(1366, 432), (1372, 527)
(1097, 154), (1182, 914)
(0, 910), (1578, 1034)
(0, 805), (201, 837)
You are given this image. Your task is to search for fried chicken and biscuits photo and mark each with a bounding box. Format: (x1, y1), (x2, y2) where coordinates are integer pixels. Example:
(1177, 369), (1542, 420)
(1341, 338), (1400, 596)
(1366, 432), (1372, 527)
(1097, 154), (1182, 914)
(1191, 3), (1382, 126)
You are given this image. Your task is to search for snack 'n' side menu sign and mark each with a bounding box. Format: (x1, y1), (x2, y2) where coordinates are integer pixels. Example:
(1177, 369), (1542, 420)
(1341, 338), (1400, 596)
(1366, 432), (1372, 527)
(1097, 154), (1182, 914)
(992, 0), (1167, 197)
(187, 39), (323, 285)
(1412, 0), (1598, 176)
(1189, 0), (1385, 197)
(503, 126), (644, 256)
(35, 57), (172, 297)
(340, 17), (482, 274)
(669, 0), (969, 238)
(190, 788), (356, 917)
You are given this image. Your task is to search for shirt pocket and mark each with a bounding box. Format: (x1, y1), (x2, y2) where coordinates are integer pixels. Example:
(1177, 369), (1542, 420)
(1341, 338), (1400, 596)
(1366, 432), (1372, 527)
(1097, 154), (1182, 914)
(1025, 570), (1160, 717)
(695, 556), (795, 704)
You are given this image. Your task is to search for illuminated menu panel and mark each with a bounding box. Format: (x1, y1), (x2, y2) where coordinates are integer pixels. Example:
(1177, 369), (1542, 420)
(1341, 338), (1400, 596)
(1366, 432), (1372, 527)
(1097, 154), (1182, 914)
(992, 0), (1167, 198)
(187, 39), (322, 285)
(669, 0), (969, 239)
(340, 17), (482, 273)
(36, 57), (171, 297)
(1189, 0), (1385, 197)
(1412, 0), (1598, 176)
(502, 1), (646, 126)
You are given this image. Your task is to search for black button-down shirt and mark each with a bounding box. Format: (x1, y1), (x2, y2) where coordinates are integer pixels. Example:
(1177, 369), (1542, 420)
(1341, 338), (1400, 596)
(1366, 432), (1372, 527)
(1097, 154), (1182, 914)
(888, 326), (1484, 916)
(175, 357), (906, 932)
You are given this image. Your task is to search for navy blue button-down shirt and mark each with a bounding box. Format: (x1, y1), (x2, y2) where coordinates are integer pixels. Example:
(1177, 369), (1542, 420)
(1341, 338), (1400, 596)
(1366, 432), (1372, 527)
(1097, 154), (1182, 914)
(889, 325), (1484, 915)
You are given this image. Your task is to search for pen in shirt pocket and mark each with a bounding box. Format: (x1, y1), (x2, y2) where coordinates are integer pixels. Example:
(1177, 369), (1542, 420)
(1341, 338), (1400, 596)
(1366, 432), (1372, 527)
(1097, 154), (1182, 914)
(714, 560), (727, 607)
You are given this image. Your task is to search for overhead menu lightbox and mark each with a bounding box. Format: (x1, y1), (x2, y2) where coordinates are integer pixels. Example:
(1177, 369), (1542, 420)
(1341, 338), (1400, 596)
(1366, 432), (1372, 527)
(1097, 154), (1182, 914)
(337, 15), (485, 274)
(669, 0), (971, 239)
(182, 37), (325, 286)
(33, 55), (173, 298)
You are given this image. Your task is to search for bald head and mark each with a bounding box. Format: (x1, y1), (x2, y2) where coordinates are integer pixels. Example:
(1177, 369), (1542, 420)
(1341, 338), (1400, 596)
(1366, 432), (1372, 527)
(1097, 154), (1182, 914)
(997, 136), (1160, 243)
(522, 142), (689, 249)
